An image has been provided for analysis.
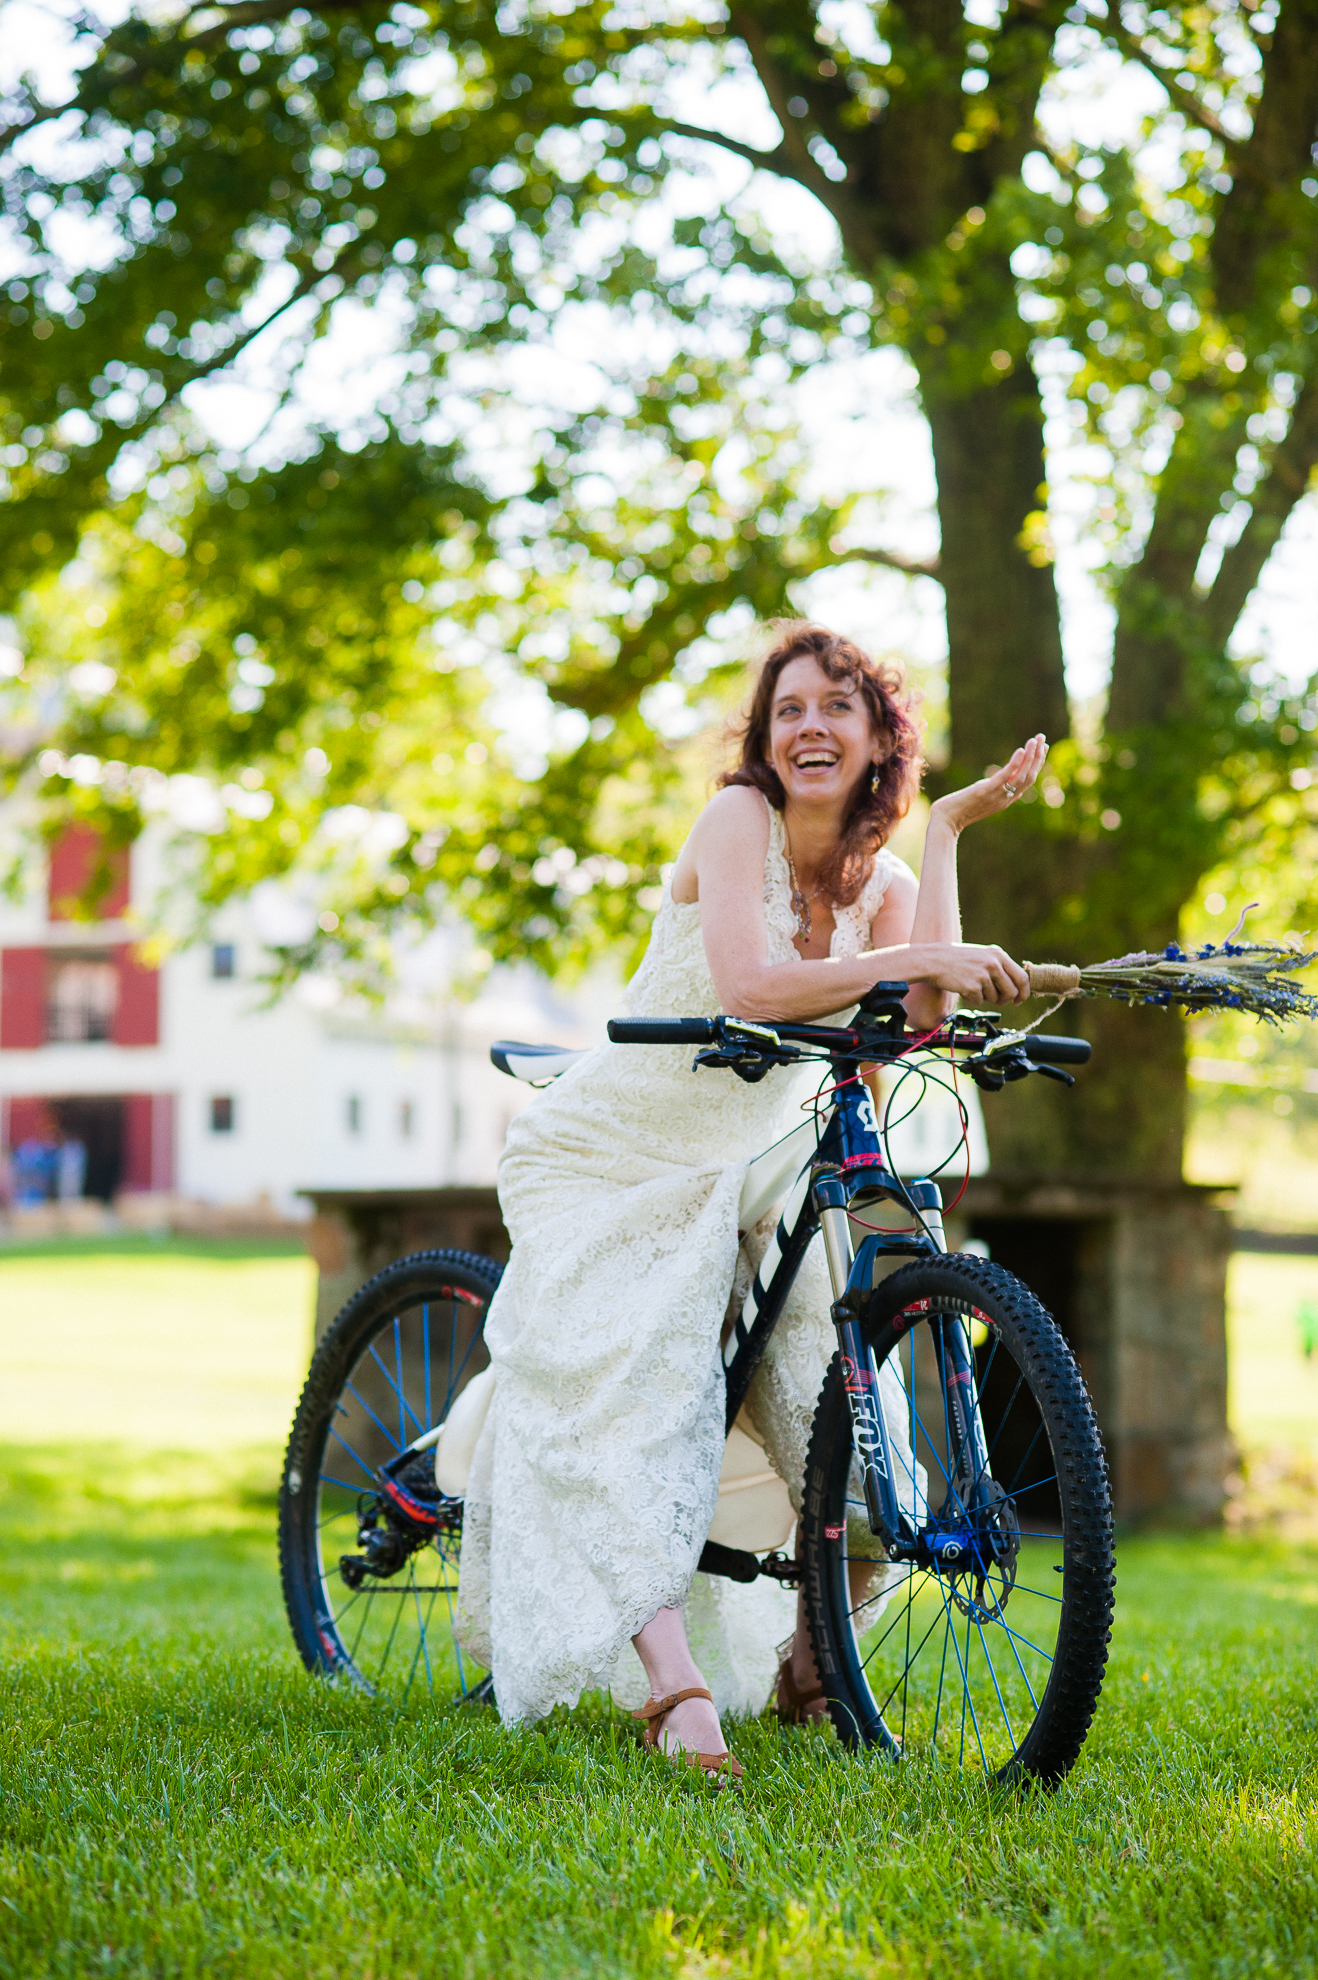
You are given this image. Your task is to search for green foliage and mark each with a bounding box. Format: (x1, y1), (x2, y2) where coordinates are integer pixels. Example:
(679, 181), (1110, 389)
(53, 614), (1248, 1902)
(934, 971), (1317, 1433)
(3, 1442), (1318, 1977)
(1, 0), (1316, 1008)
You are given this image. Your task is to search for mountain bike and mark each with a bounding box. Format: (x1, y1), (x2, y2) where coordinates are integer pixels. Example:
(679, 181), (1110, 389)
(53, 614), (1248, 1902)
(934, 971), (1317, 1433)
(279, 982), (1115, 1784)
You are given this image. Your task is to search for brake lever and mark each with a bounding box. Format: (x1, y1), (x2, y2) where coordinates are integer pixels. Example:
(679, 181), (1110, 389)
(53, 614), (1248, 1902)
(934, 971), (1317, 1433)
(964, 1047), (1075, 1091)
(1031, 1061), (1075, 1087)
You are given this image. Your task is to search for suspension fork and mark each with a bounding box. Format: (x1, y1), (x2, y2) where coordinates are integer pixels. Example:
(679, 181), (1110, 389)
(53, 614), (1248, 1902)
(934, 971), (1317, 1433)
(816, 1176), (909, 1553)
(933, 1314), (993, 1513)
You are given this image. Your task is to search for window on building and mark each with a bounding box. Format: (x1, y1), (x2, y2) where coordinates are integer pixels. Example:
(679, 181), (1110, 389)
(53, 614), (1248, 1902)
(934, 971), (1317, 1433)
(47, 954), (118, 1043)
(211, 943), (236, 979)
(346, 1095), (362, 1135)
(399, 1098), (414, 1138)
(210, 1096), (235, 1133)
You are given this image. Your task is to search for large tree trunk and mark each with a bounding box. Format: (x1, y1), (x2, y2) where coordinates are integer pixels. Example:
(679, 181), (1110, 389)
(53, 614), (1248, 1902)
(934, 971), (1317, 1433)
(920, 359), (1193, 1180)
(923, 368), (1069, 772)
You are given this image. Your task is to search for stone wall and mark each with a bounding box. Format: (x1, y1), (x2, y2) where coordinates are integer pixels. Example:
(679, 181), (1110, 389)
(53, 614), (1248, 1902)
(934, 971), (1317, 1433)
(303, 1187), (510, 1341)
(950, 1174), (1234, 1524)
(302, 1171), (1234, 1525)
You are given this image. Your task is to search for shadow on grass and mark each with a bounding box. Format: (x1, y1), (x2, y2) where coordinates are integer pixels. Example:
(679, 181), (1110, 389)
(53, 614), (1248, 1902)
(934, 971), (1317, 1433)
(2, 1445), (1318, 1977)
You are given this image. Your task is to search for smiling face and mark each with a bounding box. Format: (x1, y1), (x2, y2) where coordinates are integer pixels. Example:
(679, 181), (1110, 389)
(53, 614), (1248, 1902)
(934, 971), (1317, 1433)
(766, 653), (884, 812)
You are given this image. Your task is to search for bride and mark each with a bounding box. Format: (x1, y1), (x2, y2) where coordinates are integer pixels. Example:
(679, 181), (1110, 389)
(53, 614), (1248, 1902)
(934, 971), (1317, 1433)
(457, 620), (1045, 1778)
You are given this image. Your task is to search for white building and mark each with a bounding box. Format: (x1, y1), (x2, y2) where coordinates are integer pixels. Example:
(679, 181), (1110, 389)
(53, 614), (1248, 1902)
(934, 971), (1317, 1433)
(0, 821), (612, 1220)
(1, 819), (985, 1225)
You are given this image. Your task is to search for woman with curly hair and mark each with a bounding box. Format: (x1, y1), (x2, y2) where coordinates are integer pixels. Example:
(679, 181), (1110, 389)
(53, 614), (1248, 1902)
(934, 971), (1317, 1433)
(458, 621), (1045, 1779)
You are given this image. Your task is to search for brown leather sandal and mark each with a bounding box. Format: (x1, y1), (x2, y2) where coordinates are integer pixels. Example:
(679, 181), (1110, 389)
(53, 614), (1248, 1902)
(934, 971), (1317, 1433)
(633, 1687), (744, 1785)
(775, 1655), (829, 1726)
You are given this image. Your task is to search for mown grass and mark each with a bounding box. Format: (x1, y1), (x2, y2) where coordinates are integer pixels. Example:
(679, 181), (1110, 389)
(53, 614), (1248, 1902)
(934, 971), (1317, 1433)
(1, 1442), (1317, 1978)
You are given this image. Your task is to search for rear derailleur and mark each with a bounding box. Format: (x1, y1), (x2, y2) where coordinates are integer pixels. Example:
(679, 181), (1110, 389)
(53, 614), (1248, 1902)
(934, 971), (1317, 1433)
(339, 1450), (463, 1590)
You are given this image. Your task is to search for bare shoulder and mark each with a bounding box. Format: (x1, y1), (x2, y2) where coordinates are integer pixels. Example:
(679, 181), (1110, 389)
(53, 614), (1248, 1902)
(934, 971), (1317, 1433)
(883, 853), (919, 895)
(870, 853), (918, 940)
(680, 784), (763, 855)
(671, 785), (769, 902)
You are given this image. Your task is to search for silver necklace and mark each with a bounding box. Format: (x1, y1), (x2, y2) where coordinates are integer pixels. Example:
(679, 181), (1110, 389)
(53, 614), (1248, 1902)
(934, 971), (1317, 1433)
(784, 836), (824, 942)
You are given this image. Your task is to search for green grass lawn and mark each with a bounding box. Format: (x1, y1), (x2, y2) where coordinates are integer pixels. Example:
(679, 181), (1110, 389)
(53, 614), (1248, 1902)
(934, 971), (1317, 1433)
(1, 1243), (1317, 1976)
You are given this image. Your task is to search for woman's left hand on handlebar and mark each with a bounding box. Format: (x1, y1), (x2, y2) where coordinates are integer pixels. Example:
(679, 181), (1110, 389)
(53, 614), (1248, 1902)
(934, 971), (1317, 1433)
(930, 734), (1047, 835)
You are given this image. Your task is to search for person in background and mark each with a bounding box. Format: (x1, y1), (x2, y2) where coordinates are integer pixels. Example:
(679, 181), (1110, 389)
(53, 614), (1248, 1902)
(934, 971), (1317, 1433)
(12, 1108), (60, 1206)
(57, 1134), (88, 1202)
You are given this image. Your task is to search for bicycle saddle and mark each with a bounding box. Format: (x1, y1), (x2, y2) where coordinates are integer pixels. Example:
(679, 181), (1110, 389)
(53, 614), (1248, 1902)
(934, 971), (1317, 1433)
(490, 1039), (590, 1082)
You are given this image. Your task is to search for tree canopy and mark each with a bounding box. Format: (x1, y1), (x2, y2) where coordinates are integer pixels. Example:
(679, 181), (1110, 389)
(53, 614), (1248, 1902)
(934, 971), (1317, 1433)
(2, 0), (1317, 1172)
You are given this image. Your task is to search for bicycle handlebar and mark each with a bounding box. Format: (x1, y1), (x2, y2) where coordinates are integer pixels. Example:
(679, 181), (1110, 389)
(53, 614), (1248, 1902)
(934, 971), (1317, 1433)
(607, 1018), (719, 1045)
(608, 1013), (1092, 1065)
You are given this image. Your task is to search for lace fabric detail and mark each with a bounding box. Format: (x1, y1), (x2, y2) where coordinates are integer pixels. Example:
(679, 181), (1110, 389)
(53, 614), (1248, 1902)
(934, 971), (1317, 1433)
(456, 793), (903, 1722)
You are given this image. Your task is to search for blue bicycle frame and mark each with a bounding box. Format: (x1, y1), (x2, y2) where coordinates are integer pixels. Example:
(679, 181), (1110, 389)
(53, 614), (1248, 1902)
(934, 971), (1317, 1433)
(715, 1054), (959, 1565)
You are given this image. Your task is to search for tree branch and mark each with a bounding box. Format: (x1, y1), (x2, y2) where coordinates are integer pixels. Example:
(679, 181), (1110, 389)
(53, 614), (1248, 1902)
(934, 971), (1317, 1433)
(827, 537), (941, 580)
(185, 0), (357, 43)
(0, 98), (72, 161)
(1204, 369), (1318, 652)
(1105, 10), (1246, 159)
(727, 6), (882, 266)
(0, 0), (352, 162)
(656, 119), (793, 175)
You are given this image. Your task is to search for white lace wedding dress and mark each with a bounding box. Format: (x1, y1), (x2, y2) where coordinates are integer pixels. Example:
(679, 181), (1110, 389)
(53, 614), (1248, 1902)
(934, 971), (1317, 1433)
(457, 796), (917, 1723)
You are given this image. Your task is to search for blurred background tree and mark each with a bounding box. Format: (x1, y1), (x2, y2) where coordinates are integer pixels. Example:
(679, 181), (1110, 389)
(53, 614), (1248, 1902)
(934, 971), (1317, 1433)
(2, 0), (1316, 1180)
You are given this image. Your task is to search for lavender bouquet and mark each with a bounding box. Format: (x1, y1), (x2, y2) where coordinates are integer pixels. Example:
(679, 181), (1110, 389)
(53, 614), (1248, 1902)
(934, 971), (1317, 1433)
(1026, 938), (1318, 1025)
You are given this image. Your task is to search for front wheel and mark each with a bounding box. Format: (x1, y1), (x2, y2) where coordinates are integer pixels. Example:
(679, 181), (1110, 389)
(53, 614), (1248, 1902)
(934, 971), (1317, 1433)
(802, 1253), (1114, 1784)
(279, 1249), (501, 1703)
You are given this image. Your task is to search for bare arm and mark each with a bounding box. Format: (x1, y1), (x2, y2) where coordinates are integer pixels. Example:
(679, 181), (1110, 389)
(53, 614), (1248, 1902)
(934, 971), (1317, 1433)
(684, 787), (1032, 1023)
(899, 734), (1049, 1028)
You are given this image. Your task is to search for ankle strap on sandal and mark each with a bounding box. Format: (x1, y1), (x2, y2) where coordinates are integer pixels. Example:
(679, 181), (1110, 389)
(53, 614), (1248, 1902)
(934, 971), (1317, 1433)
(633, 1686), (714, 1722)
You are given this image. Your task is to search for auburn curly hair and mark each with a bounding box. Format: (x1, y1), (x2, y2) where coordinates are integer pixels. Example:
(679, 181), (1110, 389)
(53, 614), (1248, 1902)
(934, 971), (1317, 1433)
(719, 621), (922, 909)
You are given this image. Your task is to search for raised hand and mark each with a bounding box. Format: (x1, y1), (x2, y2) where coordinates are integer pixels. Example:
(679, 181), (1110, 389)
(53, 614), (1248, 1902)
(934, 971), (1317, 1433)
(930, 734), (1048, 836)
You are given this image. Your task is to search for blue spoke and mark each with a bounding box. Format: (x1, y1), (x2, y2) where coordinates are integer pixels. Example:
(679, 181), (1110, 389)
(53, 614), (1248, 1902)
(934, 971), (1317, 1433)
(329, 1585), (363, 1629)
(1003, 1418), (1047, 1497)
(403, 1573), (440, 1702)
(373, 1575), (408, 1681)
(856, 1570), (932, 1673)
(344, 1378), (403, 1457)
(345, 1589), (374, 1663)
(994, 1600), (1044, 1715)
(363, 1341), (425, 1444)
(870, 1600), (947, 1717)
(901, 1385), (959, 1500)
(997, 1473), (1058, 1508)
(960, 1589), (989, 1771)
(394, 1316), (406, 1447)
(971, 1610), (1017, 1751)
(988, 1615), (1056, 1665)
(983, 1371), (1024, 1474)
(317, 1469), (367, 1495)
(326, 1424), (379, 1482)
(931, 1591), (953, 1757)
(442, 1329), (483, 1414)
(446, 1301), (457, 1409)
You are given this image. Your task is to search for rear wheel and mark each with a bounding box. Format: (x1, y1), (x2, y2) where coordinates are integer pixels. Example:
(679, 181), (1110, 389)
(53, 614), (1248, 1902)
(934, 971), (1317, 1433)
(802, 1254), (1114, 1784)
(279, 1249), (500, 1702)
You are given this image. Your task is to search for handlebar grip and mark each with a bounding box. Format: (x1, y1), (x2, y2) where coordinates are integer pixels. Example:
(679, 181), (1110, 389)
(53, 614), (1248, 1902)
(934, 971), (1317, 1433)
(607, 1018), (719, 1045)
(1023, 1033), (1091, 1066)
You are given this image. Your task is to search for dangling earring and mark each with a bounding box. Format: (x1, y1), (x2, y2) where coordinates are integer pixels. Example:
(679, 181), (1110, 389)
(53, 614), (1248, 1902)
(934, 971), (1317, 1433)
(870, 761), (882, 796)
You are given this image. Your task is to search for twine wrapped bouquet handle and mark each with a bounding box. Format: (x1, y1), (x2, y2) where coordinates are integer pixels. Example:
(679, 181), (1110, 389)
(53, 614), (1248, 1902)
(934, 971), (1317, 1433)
(1025, 963), (1082, 996)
